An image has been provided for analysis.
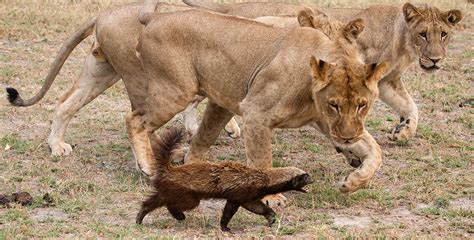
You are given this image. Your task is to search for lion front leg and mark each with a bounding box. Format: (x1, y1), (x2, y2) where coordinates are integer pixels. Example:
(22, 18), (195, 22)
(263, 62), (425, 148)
(378, 74), (418, 141)
(335, 130), (382, 193)
(243, 118), (287, 207)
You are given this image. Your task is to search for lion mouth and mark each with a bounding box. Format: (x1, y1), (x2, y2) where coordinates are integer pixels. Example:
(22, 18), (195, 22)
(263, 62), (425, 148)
(331, 135), (362, 145)
(419, 59), (440, 72)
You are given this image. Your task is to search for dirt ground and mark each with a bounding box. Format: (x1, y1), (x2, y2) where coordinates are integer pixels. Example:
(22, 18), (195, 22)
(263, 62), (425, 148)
(0, 0), (473, 238)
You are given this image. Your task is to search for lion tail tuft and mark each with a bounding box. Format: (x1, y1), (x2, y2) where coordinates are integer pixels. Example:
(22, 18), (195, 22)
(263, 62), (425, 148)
(6, 87), (23, 106)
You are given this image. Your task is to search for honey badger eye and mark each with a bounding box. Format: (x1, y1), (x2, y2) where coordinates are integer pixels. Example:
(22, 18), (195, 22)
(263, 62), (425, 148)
(419, 32), (427, 39)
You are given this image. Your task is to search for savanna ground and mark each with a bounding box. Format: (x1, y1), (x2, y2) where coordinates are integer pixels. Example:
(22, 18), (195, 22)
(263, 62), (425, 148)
(0, 0), (473, 238)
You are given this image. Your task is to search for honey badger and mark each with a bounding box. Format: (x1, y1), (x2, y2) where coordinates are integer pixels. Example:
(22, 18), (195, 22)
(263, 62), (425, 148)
(136, 128), (314, 231)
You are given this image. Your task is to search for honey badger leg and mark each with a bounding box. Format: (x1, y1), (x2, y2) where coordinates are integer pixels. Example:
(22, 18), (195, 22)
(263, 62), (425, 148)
(220, 201), (240, 232)
(136, 195), (164, 224)
(241, 201), (276, 226)
(167, 208), (186, 220)
(378, 74), (418, 141)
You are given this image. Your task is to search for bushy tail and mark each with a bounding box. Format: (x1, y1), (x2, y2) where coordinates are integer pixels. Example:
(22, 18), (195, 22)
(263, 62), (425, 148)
(182, 0), (229, 13)
(6, 16), (97, 107)
(150, 128), (185, 175)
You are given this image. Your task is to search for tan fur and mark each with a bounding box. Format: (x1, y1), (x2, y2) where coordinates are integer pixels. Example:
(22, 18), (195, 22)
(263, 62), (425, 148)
(183, 1), (463, 141)
(5, 2), (242, 156)
(137, 128), (313, 231)
(129, 9), (387, 196)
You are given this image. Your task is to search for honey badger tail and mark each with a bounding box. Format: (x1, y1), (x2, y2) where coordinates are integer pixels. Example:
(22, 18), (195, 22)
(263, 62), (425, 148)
(150, 128), (185, 174)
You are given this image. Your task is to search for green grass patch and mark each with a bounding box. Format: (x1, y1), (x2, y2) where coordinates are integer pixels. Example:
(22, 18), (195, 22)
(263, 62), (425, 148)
(0, 134), (33, 154)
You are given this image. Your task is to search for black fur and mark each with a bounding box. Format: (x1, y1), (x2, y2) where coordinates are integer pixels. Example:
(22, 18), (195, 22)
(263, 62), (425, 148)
(6, 87), (19, 103)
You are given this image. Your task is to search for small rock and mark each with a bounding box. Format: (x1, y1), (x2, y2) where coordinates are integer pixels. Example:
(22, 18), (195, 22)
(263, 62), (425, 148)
(333, 215), (372, 229)
(0, 194), (14, 206)
(12, 192), (33, 206)
(31, 208), (67, 222)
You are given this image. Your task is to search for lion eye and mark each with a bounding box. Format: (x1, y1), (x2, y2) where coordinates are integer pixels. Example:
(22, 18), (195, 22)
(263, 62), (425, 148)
(329, 103), (339, 113)
(419, 32), (427, 40)
(357, 103), (367, 112)
(441, 31), (448, 39)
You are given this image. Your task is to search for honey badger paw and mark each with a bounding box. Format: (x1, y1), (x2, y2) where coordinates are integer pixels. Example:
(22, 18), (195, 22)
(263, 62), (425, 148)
(262, 194), (287, 207)
(224, 117), (241, 139)
(48, 140), (73, 156)
(389, 117), (417, 141)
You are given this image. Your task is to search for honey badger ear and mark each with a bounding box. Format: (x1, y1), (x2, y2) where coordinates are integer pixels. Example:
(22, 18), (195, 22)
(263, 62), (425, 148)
(442, 9), (463, 27)
(343, 18), (365, 41)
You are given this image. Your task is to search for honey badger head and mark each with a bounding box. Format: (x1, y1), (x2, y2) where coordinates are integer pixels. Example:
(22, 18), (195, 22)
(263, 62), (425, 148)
(266, 167), (314, 193)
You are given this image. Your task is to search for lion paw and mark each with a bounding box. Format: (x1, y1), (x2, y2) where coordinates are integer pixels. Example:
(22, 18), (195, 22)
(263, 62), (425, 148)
(224, 117), (241, 139)
(339, 175), (368, 194)
(170, 146), (188, 165)
(262, 193), (287, 207)
(49, 141), (73, 156)
(389, 117), (416, 141)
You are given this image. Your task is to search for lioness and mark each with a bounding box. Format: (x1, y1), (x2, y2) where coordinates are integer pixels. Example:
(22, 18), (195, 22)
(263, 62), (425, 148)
(128, 9), (388, 208)
(4, 2), (241, 156)
(184, 0), (463, 141)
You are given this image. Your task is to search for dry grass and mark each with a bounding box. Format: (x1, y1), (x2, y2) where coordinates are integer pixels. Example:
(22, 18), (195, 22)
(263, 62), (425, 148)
(1, 0), (473, 238)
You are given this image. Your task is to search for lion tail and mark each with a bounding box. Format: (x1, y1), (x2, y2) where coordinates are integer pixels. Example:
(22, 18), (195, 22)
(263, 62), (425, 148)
(5, 16), (97, 107)
(182, 0), (229, 13)
(150, 128), (185, 176)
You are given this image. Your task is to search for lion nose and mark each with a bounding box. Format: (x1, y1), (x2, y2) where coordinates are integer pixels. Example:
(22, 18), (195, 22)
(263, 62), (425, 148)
(341, 137), (356, 143)
(429, 57), (441, 64)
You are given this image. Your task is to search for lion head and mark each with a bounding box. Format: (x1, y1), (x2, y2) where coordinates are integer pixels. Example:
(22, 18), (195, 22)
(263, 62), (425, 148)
(403, 3), (462, 72)
(299, 10), (388, 145)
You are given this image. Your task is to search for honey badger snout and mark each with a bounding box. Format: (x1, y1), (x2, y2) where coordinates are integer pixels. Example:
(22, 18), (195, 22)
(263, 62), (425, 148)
(292, 173), (314, 193)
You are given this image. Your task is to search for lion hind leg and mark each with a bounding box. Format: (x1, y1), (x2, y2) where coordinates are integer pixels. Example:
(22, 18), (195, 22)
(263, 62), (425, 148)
(127, 75), (198, 175)
(224, 117), (241, 139)
(49, 53), (119, 156)
(181, 95), (205, 135)
(185, 101), (235, 163)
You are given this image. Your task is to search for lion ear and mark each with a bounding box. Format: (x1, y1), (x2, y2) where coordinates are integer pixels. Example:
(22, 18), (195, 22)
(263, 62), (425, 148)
(310, 56), (331, 91)
(298, 8), (316, 28)
(403, 3), (422, 23)
(343, 18), (365, 41)
(365, 62), (388, 87)
(442, 9), (463, 27)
